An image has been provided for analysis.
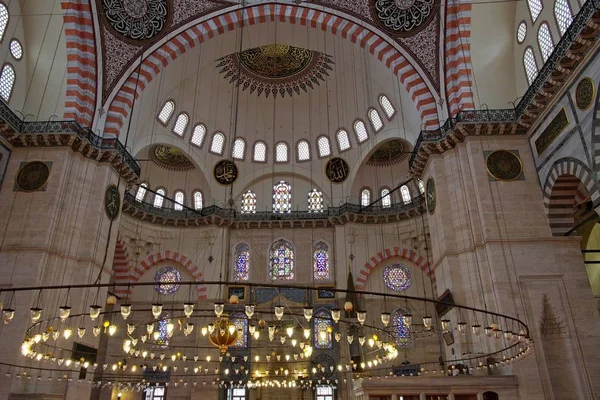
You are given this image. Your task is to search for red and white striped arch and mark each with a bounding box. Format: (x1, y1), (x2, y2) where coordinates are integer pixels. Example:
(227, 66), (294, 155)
(355, 247), (437, 296)
(102, 3), (440, 137)
(114, 250), (208, 300)
(61, 0), (97, 128)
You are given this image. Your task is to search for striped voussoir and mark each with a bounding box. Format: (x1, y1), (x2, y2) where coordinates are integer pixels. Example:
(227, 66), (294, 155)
(113, 235), (131, 297)
(543, 158), (600, 236)
(61, 0), (96, 128)
(355, 247), (437, 296)
(103, 3), (439, 137)
(594, 89), (600, 167)
(118, 251), (208, 300)
(444, 2), (474, 117)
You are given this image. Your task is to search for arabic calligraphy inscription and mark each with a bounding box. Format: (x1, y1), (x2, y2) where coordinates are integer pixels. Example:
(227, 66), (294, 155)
(214, 160), (238, 185)
(325, 158), (349, 184)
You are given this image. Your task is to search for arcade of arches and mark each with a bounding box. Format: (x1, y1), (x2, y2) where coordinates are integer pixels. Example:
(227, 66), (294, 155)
(0, 0), (598, 400)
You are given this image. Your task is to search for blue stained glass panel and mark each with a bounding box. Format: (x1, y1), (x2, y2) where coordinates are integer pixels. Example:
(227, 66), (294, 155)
(383, 264), (411, 291)
(234, 243), (250, 281)
(391, 309), (413, 347)
(314, 311), (332, 349)
(269, 239), (294, 280)
(156, 318), (169, 347)
(231, 313), (248, 348)
(154, 267), (182, 295)
(313, 241), (330, 280)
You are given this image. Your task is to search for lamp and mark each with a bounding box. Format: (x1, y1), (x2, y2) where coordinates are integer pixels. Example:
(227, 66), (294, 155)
(151, 304), (163, 319)
(303, 307), (313, 321)
(381, 312), (391, 327)
(184, 303), (194, 317)
(59, 306), (71, 321)
(274, 306), (284, 320)
(331, 308), (341, 323)
(89, 305), (101, 320)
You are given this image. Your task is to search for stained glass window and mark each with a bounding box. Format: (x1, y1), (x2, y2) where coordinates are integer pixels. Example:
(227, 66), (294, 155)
(156, 316), (169, 347)
(297, 140), (310, 161)
(317, 136), (332, 158)
(231, 312), (248, 348)
(172, 113), (188, 136)
(157, 101), (175, 125)
(313, 241), (330, 280)
(354, 120), (369, 143)
(211, 132), (225, 155)
(537, 23), (554, 63)
(314, 310), (332, 349)
(232, 138), (246, 160)
(400, 185), (411, 205)
(308, 189), (324, 213)
(272, 181), (292, 214)
(153, 188), (166, 208)
(383, 264), (412, 291)
(191, 124), (206, 147)
(135, 182), (148, 202)
(361, 188), (371, 207)
(336, 130), (351, 152)
(418, 179), (425, 194)
(234, 243), (250, 281)
(193, 191), (203, 210)
(269, 239), (294, 280)
(154, 267), (182, 295)
(381, 188), (391, 208)
(368, 108), (384, 132)
(253, 141), (267, 162)
(174, 191), (184, 210)
(523, 47), (538, 85)
(0, 63), (15, 102)
(276, 142), (289, 163)
(242, 190), (257, 214)
(391, 308), (413, 347)
(554, 0), (573, 36)
(379, 95), (396, 119)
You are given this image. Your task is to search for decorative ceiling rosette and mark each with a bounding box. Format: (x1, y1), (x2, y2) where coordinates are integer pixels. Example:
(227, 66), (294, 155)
(371, 0), (439, 36)
(216, 44), (334, 98)
(102, 0), (170, 41)
(150, 145), (195, 171)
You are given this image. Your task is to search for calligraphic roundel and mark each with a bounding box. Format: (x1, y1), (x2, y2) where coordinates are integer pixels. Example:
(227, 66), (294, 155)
(214, 160), (239, 186)
(325, 157), (350, 184)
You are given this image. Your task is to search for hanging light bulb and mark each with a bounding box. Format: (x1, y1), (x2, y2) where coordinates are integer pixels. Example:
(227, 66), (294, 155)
(249, 325), (256, 335)
(402, 314), (412, 328)
(457, 322), (467, 335)
(291, 338), (297, 347)
(183, 303), (194, 317)
(319, 330), (327, 343)
(334, 332), (341, 342)
(167, 322), (175, 336)
(423, 316), (432, 330)
(77, 327), (86, 338)
(214, 302), (224, 317)
(30, 308), (42, 323)
(368, 337), (375, 347)
(344, 302), (353, 312)
(201, 326), (208, 336)
(153, 331), (160, 341)
(146, 323), (154, 335)
(186, 322), (194, 334)
(120, 304), (132, 320)
(358, 335), (366, 346)
(472, 324), (482, 336)
(347, 334), (354, 344)
(207, 323), (215, 334)
(331, 309), (341, 323)
(253, 330), (260, 340)
(93, 326), (101, 337)
(303, 307), (313, 321)
(441, 319), (450, 331)
(59, 306), (71, 321)
(356, 311), (366, 325)
(274, 306), (284, 320)
(485, 326), (493, 338)
(3, 308), (15, 324)
(228, 324), (236, 335)
(303, 328), (310, 339)
(151, 304), (163, 319)
(63, 328), (73, 339)
(381, 312), (391, 327)
(127, 324), (136, 335)
(245, 304), (255, 319)
(108, 324), (117, 336)
(89, 305), (101, 321)
(286, 326), (294, 338)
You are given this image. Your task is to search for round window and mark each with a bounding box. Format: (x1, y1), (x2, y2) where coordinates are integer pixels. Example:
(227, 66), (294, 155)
(154, 267), (182, 295)
(383, 264), (412, 291)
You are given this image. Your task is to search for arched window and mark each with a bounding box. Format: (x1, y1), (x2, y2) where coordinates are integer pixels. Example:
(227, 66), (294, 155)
(233, 243), (250, 281)
(381, 188), (391, 208)
(537, 23), (554, 63)
(517, 21), (527, 44)
(135, 183), (148, 202)
(554, 0), (573, 36)
(391, 308), (413, 347)
(232, 138), (246, 160)
(153, 188), (166, 208)
(417, 179), (425, 194)
(253, 141), (267, 162)
(275, 142), (289, 163)
(9, 39), (22, 60)
(354, 120), (369, 143)
(523, 47), (538, 85)
(231, 312), (248, 348)
(317, 136), (332, 158)
(527, 0), (543, 22)
(210, 132), (225, 155)
(174, 191), (184, 210)
(273, 181), (292, 213)
(361, 188), (371, 207)
(308, 189), (324, 213)
(379, 95), (396, 119)
(241, 190), (257, 214)
(336, 129), (351, 152)
(400, 185), (411, 205)
(297, 140), (311, 161)
(157, 100), (175, 125)
(193, 191), (203, 210)
(190, 124), (206, 147)
(314, 310), (333, 349)
(0, 63), (15, 102)
(172, 113), (188, 136)
(269, 239), (294, 280)
(368, 108), (384, 132)
(156, 316), (170, 347)
(313, 241), (330, 280)
(0, 4), (8, 43)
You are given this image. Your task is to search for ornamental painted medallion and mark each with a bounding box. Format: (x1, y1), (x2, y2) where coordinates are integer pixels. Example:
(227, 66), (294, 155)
(102, 0), (169, 41)
(367, 139), (408, 166)
(216, 44), (334, 98)
(371, 0), (438, 36)
(104, 184), (121, 221)
(15, 161), (51, 192)
(575, 77), (595, 110)
(150, 145), (194, 171)
(214, 160), (238, 185)
(485, 150), (523, 181)
(426, 177), (436, 214)
(325, 157), (350, 183)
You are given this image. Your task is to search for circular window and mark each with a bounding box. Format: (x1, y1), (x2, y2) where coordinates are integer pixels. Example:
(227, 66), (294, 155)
(154, 267), (181, 295)
(9, 39), (22, 60)
(383, 264), (412, 291)
(517, 21), (527, 44)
